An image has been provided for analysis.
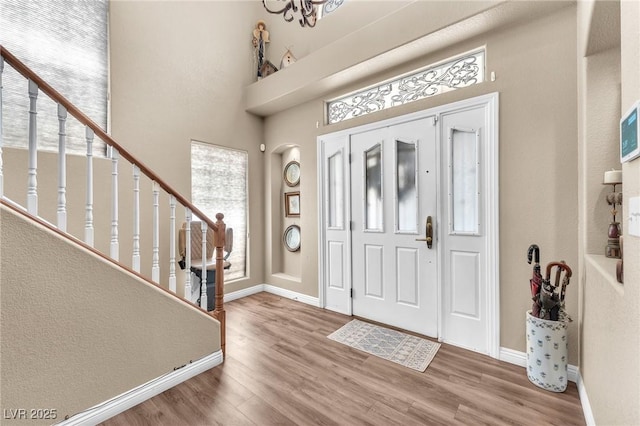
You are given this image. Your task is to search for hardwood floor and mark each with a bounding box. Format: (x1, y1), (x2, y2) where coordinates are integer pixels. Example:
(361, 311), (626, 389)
(102, 292), (585, 425)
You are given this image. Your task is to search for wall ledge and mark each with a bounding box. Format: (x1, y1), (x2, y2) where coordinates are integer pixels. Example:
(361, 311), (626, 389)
(244, 1), (571, 117)
(584, 254), (624, 295)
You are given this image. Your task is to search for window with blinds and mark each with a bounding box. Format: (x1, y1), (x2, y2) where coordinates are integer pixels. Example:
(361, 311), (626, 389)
(191, 141), (248, 281)
(0, 0), (109, 156)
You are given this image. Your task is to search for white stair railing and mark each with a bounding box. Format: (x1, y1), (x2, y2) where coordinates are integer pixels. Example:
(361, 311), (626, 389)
(110, 149), (119, 260)
(85, 127), (94, 247)
(152, 181), (160, 283)
(169, 195), (177, 293)
(132, 165), (141, 272)
(184, 208), (192, 300)
(27, 79), (38, 215)
(200, 221), (208, 311)
(0, 45), (227, 354)
(57, 104), (67, 232)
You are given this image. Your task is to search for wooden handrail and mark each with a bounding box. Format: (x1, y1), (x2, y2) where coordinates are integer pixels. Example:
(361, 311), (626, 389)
(0, 45), (217, 233)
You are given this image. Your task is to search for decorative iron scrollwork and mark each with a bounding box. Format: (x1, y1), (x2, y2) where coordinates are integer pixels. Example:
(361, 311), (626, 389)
(327, 50), (485, 124)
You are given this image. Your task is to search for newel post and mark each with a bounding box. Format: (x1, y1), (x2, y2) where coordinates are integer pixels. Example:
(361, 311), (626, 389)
(213, 212), (226, 356)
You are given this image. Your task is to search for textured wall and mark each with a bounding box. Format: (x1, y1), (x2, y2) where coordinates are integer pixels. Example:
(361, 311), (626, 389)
(579, 0), (640, 424)
(0, 205), (220, 424)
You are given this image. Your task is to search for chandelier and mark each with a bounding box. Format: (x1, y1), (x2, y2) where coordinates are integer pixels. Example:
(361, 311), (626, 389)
(262, 0), (328, 28)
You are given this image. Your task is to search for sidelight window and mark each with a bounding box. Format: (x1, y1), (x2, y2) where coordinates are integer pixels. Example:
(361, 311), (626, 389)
(327, 150), (344, 228)
(450, 128), (480, 235)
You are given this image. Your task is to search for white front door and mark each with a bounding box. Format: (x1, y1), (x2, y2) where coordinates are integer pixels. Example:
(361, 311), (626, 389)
(350, 118), (438, 337)
(318, 93), (499, 356)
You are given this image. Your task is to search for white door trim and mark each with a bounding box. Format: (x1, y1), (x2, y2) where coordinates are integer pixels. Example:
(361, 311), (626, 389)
(318, 92), (499, 358)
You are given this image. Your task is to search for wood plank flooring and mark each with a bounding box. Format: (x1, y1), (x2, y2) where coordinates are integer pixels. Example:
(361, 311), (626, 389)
(102, 292), (585, 425)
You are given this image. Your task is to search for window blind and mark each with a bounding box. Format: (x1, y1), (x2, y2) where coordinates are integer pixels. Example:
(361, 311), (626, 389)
(0, 0), (109, 156)
(191, 141), (248, 281)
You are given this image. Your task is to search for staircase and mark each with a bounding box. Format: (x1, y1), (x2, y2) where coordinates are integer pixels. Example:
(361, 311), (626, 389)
(0, 45), (226, 424)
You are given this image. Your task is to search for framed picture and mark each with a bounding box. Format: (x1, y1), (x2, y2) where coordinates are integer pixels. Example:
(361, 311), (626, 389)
(285, 191), (300, 217)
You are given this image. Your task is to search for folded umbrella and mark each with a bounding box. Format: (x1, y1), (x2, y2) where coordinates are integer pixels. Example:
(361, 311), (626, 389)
(527, 244), (542, 317)
(539, 261), (572, 320)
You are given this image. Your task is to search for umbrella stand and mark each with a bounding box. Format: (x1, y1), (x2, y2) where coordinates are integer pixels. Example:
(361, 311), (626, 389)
(524, 248), (573, 392)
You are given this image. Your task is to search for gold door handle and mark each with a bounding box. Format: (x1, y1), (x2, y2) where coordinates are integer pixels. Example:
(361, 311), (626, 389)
(415, 216), (434, 249)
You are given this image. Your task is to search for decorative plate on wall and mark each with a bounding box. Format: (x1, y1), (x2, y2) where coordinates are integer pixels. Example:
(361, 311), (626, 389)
(283, 224), (301, 252)
(284, 160), (300, 187)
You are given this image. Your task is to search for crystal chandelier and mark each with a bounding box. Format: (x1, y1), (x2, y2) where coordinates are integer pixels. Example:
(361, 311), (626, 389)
(262, 0), (328, 28)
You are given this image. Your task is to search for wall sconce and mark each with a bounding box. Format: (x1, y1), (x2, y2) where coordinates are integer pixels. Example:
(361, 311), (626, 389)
(603, 169), (622, 258)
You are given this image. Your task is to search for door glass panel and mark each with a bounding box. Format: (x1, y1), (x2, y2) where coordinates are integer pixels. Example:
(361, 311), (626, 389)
(365, 144), (383, 230)
(396, 140), (417, 232)
(451, 129), (478, 234)
(328, 151), (344, 228)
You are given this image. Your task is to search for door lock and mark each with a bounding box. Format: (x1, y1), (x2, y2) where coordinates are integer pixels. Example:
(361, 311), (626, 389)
(415, 216), (433, 249)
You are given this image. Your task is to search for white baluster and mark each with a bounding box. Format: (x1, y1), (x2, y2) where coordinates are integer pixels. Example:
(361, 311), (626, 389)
(151, 181), (160, 283)
(110, 148), (119, 260)
(57, 104), (67, 232)
(85, 127), (94, 246)
(0, 56), (4, 198)
(132, 165), (140, 272)
(200, 221), (208, 311)
(169, 195), (177, 293)
(27, 79), (38, 215)
(184, 208), (192, 300)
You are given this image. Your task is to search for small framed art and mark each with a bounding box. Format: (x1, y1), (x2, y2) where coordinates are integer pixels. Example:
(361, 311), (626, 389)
(285, 191), (300, 217)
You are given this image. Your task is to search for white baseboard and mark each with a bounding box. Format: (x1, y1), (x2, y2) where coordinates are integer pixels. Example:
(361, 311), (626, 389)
(498, 347), (578, 383)
(499, 347), (527, 367)
(224, 284), (265, 303)
(57, 351), (223, 426)
(225, 284), (320, 307)
(263, 284), (320, 307)
(576, 370), (596, 426)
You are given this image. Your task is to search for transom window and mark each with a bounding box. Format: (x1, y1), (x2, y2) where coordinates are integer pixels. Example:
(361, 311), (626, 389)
(327, 49), (485, 124)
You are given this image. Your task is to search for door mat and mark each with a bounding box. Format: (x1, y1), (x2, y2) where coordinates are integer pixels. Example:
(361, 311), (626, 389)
(327, 319), (440, 372)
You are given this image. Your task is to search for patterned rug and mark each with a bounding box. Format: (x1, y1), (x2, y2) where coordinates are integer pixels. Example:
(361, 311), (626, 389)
(328, 319), (440, 372)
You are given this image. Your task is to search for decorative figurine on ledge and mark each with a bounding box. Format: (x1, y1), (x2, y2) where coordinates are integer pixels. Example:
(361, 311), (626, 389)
(603, 169), (623, 259)
(617, 236), (624, 284)
(280, 48), (297, 69)
(252, 20), (270, 80)
(260, 60), (278, 78)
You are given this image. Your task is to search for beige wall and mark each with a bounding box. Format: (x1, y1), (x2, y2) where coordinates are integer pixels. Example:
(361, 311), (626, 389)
(578, 1), (640, 424)
(264, 5), (580, 363)
(0, 205), (220, 424)
(109, 0), (265, 294)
